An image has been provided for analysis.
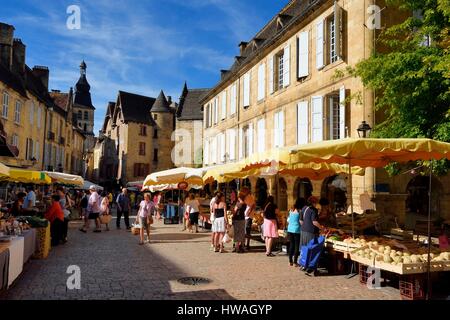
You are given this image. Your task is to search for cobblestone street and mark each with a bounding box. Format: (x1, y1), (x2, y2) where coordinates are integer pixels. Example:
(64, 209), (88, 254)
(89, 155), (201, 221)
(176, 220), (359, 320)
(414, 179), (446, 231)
(1, 213), (401, 300)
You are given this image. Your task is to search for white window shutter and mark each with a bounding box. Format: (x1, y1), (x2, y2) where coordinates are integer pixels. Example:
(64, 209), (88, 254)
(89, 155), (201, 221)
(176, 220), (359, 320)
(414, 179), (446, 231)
(220, 133), (225, 163)
(273, 113), (279, 147)
(312, 96), (323, 142)
(257, 119), (265, 153)
(209, 103), (213, 127)
(37, 107), (41, 128)
(316, 20), (325, 69)
(238, 127), (244, 160)
(334, 2), (342, 59)
(228, 129), (236, 161)
(248, 123), (254, 155)
(339, 87), (346, 139)
(297, 101), (309, 145)
(230, 84), (237, 115)
(204, 139), (209, 165)
(221, 91), (227, 120)
(213, 136), (218, 164)
(283, 44), (290, 87)
(214, 98), (219, 124)
(298, 31), (309, 78)
(243, 73), (250, 107)
(279, 111), (284, 147)
(257, 63), (265, 101)
(35, 141), (40, 161)
(269, 55), (274, 94)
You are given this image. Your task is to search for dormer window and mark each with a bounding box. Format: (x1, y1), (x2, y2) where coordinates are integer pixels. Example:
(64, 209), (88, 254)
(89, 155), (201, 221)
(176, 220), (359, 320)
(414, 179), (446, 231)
(154, 114), (158, 121)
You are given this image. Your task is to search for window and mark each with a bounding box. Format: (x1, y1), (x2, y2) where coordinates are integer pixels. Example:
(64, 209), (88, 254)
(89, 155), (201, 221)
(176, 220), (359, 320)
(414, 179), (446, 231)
(153, 149), (158, 162)
(221, 91), (227, 120)
(297, 101), (309, 145)
(14, 101), (21, 124)
(78, 110), (82, 120)
(29, 101), (34, 124)
(83, 123), (87, 132)
(153, 128), (158, 139)
(317, 4), (342, 69)
(257, 63), (266, 101)
(328, 17), (338, 64)
(2, 92), (9, 118)
(278, 52), (284, 89)
(273, 111), (284, 148)
(328, 95), (340, 140)
(139, 142), (146, 156)
(37, 107), (41, 128)
(272, 45), (290, 92)
(243, 72), (250, 107)
(257, 118), (266, 153)
(243, 123), (254, 157)
(139, 125), (147, 136)
(154, 114), (158, 121)
(230, 83), (237, 115)
(134, 163), (150, 177)
(84, 111), (88, 120)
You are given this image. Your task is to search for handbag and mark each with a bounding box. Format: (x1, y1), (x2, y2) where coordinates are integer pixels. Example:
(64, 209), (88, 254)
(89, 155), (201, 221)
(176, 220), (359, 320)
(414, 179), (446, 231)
(100, 214), (112, 224)
(148, 215), (154, 225)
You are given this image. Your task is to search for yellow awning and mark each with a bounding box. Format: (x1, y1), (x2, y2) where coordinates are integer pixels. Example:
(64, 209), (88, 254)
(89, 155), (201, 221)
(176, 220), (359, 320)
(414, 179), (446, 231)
(290, 138), (450, 168)
(44, 171), (84, 186)
(0, 162), (10, 178)
(8, 169), (52, 184)
(144, 167), (206, 187)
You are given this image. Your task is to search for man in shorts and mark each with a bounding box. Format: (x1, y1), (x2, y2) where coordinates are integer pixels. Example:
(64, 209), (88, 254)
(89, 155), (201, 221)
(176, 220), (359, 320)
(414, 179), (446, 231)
(242, 187), (256, 251)
(79, 185), (101, 233)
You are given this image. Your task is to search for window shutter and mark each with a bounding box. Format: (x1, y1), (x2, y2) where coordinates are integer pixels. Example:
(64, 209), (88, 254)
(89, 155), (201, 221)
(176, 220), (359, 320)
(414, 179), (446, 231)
(269, 55), (274, 94)
(220, 133), (225, 163)
(204, 139), (209, 165)
(228, 129), (236, 161)
(297, 101), (309, 145)
(243, 73), (250, 107)
(316, 20), (325, 69)
(339, 87), (346, 139)
(239, 127), (244, 159)
(37, 107), (41, 128)
(298, 31), (309, 78)
(257, 119), (265, 153)
(230, 84), (237, 115)
(248, 123), (254, 155)
(257, 63), (265, 101)
(311, 96), (324, 142)
(273, 113), (279, 147)
(35, 141), (40, 161)
(221, 91), (227, 120)
(334, 2), (342, 59)
(279, 111), (284, 147)
(283, 44), (290, 87)
(214, 98), (219, 124)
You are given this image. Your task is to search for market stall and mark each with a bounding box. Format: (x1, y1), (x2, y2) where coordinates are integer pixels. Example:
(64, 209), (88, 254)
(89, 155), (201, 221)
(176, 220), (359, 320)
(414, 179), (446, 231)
(81, 180), (103, 191)
(0, 162), (10, 179)
(6, 169), (51, 184)
(44, 171), (84, 187)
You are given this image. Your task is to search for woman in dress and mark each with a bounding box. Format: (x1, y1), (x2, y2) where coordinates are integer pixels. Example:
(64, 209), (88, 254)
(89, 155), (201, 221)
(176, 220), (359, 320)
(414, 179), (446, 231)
(100, 191), (111, 231)
(136, 193), (155, 245)
(212, 193), (227, 253)
(232, 192), (247, 253)
(185, 193), (200, 233)
(263, 195), (279, 257)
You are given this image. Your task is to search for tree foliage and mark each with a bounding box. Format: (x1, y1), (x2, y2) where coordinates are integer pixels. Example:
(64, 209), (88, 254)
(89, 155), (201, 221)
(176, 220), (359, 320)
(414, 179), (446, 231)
(351, 0), (450, 175)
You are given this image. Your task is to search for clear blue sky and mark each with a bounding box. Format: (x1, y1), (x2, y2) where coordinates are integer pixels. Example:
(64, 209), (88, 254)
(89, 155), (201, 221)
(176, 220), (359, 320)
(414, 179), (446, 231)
(0, 0), (288, 134)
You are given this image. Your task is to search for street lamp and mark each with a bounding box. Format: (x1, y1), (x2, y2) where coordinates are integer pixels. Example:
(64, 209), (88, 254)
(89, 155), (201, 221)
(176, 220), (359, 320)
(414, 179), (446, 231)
(357, 121), (372, 138)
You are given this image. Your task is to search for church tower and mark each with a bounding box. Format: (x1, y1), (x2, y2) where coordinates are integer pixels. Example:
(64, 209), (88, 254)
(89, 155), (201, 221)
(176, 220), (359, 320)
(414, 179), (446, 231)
(73, 60), (95, 137)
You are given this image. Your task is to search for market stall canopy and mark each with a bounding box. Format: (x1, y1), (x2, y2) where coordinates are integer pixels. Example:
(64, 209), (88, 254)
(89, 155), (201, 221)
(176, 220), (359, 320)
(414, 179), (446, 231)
(127, 181), (144, 189)
(289, 138), (450, 168)
(81, 180), (104, 191)
(144, 167), (206, 187)
(203, 163), (247, 183)
(143, 183), (203, 192)
(44, 171), (84, 187)
(0, 162), (10, 178)
(7, 169), (51, 184)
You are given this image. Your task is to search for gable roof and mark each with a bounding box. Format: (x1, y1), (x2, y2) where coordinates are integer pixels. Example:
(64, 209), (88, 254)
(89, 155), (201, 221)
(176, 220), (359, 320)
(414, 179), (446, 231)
(151, 90), (172, 113)
(116, 91), (156, 125)
(177, 85), (210, 121)
(101, 101), (116, 132)
(201, 0), (326, 103)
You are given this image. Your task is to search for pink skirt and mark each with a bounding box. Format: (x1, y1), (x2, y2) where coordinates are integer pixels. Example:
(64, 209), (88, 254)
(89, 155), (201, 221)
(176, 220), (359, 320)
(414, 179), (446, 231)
(263, 219), (278, 238)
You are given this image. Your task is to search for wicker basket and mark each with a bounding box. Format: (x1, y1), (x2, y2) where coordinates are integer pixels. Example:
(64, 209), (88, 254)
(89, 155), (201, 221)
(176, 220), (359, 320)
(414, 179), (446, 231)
(131, 226), (140, 235)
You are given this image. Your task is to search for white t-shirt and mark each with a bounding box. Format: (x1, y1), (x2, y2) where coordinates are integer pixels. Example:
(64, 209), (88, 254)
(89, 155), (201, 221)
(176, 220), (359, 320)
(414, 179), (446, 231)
(186, 199), (200, 213)
(209, 197), (216, 213)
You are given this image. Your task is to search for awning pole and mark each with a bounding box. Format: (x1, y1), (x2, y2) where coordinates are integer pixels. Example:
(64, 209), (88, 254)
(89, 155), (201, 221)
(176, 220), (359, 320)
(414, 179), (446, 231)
(426, 160), (433, 300)
(349, 159), (355, 238)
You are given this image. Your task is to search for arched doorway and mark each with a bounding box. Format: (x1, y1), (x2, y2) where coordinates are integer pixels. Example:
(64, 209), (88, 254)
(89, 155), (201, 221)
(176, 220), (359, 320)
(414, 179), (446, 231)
(293, 178), (313, 202)
(278, 178), (288, 211)
(405, 175), (442, 220)
(321, 175), (348, 214)
(255, 178), (268, 207)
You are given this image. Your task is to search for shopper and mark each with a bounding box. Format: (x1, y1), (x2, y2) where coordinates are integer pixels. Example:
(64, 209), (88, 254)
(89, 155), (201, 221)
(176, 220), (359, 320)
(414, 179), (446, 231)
(287, 198), (305, 266)
(300, 196), (322, 246)
(116, 188), (131, 230)
(263, 195), (279, 257)
(136, 193), (155, 245)
(100, 191), (111, 231)
(56, 187), (70, 243)
(186, 193), (200, 233)
(212, 193), (227, 253)
(22, 186), (36, 210)
(154, 192), (162, 220)
(10, 192), (26, 217)
(80, 185), (102, 233)
(232, 192), (247, 253)
(45, 194), (65, 246)
(242, 187), (256, 251)
(80, 190), (89, 221)
(209, 191), (219, 250)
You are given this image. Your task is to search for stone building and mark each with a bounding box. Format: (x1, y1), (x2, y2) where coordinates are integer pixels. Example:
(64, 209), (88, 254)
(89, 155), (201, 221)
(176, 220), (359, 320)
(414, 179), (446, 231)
(201, 0), (450, 224)
(174, 82), (209, 168)
(0, 22), (86, 174)
(97, 90), (176, 186)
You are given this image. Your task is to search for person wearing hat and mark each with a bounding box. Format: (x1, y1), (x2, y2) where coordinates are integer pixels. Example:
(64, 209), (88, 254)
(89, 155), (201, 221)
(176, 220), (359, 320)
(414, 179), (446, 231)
(79, 185), (102, 233)
(299, 196), (323, 249)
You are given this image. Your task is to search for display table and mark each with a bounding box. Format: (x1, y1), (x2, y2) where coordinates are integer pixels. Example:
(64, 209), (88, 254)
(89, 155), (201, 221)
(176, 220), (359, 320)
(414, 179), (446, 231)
(0, 237), (24, 288)
(20, 229), (36, 263)
(0, 246), (9, 291)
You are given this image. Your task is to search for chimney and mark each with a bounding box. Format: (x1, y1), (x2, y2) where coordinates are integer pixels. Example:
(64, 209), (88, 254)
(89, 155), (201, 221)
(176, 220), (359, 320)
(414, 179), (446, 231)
(0, 22), (15, 69)
(12, 38), (26, 74)
(220, 69), (229, 80)
(238, 41), (248, 55)
(32, 66), (49, 90)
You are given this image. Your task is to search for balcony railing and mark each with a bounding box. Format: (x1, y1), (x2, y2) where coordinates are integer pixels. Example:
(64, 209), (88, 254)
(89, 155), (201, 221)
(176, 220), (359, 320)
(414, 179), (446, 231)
(47, 131), (55, 141)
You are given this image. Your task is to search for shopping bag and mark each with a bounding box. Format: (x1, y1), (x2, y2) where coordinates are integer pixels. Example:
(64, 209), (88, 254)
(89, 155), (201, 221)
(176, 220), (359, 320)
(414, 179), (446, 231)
(99, 214), (112, 224)
(227, 225), (234, 239)
(223, 233), (232, 243)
